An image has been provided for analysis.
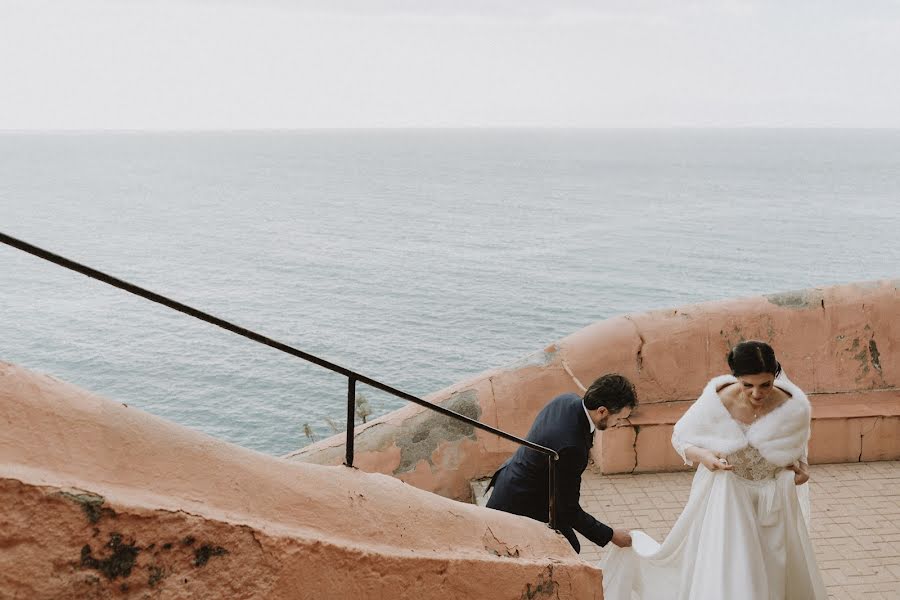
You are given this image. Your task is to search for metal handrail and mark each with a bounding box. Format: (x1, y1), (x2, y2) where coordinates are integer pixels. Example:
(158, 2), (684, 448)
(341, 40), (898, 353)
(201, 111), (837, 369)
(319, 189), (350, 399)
(1, 231), (560, 528)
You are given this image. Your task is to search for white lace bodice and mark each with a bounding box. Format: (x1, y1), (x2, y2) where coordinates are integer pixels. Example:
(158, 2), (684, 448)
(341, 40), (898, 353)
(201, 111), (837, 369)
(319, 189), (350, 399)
(728, 421), (779, 480)
(726, 444), (782, 481)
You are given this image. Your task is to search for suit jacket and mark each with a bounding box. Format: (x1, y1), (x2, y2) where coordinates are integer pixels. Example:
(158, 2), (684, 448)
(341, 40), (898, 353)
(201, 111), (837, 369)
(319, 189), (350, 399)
(485, 393), (614, 551)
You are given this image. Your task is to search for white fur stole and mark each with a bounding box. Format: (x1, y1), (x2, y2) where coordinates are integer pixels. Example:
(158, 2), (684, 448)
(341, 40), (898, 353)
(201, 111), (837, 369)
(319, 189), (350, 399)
(673, 374), (811, 466)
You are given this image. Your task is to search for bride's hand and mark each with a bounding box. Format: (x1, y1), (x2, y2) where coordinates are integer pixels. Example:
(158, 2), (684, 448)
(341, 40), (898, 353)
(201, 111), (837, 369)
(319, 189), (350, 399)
(788, 461), (810, 485)
(697, 449), (733, 472)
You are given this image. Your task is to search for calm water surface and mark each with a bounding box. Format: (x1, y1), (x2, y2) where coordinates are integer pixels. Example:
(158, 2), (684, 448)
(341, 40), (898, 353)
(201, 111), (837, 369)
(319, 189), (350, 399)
(2, 130), (898, 454)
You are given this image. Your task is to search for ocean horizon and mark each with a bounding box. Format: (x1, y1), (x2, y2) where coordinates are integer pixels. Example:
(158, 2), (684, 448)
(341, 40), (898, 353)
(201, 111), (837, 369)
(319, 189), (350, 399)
(2, 129), (898, 455)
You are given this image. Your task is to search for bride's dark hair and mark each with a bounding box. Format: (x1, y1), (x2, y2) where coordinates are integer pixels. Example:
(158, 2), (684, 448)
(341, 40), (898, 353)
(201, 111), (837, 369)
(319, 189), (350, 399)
(727, 340), (782, 377)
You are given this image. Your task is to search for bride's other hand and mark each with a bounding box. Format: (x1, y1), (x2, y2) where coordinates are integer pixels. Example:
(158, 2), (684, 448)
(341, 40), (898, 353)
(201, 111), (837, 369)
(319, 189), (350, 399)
(688, 447), (733, 471)
(788, 461), (810, 485)
(611, 529), (632, 548)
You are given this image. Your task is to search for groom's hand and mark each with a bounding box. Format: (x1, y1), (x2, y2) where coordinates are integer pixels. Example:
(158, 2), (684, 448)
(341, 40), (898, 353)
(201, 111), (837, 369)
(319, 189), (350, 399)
(611, 529), (632, 548)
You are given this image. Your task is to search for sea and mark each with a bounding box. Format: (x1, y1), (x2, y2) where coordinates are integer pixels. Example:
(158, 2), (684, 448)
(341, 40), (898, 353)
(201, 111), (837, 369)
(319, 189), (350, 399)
(2, 129), (898, 456)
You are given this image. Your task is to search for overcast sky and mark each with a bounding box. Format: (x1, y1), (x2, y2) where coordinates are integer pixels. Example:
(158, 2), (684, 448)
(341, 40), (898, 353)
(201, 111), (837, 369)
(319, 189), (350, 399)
(2, 0), (899, 129)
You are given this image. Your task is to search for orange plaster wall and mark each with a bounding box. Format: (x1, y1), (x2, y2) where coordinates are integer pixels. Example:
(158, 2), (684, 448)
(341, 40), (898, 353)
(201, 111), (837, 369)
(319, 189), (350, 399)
(288, 357), (586, 500)
(0, 362), (602, 599)
(293, 280), (898, 489)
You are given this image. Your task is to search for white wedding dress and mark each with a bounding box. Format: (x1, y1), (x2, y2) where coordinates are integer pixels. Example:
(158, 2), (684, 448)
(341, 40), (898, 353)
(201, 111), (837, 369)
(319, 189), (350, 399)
(602, 377), (827, 600)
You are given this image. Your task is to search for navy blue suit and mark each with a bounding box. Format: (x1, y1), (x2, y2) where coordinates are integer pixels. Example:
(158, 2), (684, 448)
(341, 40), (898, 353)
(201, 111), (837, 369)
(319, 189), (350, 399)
(485, 393), (614, 552)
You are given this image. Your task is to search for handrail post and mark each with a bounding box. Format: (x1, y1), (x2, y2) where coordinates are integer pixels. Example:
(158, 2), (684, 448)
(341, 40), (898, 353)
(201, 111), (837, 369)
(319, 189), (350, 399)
(345, 377), (356, 467)
(548, 454), (558, 530)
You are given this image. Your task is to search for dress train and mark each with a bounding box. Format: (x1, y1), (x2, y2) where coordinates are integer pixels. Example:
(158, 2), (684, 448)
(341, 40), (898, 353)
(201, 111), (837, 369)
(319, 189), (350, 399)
(602, 467), (826, 600)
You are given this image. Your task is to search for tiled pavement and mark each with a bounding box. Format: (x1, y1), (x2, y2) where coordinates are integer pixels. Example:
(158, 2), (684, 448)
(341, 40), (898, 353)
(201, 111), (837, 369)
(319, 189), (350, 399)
(575, 461), (900, 599)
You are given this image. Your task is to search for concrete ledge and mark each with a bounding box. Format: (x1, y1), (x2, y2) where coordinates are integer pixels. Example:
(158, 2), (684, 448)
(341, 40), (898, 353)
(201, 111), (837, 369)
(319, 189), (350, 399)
(292, 279), (898, 498)
(593, 389), (900, 474)
(0, 361), (603, 599)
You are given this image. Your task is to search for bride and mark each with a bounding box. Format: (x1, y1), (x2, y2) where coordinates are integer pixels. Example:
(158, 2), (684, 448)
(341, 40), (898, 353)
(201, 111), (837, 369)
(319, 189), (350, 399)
(603, 340), (827, 599)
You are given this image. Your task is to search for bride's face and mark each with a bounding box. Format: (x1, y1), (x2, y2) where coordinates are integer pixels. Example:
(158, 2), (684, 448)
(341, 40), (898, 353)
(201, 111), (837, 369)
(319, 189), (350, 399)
(738, 372), (776, 406)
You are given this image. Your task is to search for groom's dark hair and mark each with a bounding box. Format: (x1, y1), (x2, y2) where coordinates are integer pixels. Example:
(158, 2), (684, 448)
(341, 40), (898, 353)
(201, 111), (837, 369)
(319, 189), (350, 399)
(583, 373), (637, 413)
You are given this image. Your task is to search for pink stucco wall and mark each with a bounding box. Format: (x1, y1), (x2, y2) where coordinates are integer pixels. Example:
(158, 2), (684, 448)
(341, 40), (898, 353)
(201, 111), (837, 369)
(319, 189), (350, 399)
(0, 362), (602, 599)
(292, 280), (899, 492)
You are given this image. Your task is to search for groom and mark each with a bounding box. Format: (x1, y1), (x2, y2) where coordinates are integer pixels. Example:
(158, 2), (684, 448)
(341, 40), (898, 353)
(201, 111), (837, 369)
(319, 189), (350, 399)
(486, 373), (637, 552)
